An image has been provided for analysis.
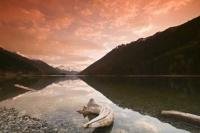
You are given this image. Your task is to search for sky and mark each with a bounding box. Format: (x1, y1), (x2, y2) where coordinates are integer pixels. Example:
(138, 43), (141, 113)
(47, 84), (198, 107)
(0, 0), (200, 71)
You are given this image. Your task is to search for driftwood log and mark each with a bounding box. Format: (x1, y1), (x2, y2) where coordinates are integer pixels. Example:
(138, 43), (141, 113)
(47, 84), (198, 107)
(161, 110), (200, 126)
(77, 98), (114, 128)
(14, 84), (36, 91)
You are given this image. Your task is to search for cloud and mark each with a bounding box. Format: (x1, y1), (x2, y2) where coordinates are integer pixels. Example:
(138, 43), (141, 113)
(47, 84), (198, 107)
(0, 0), (199, 70)
(144, 0), (192, 15)
(81, 9), (92, 16)
(133, 24), (154, 35)
(31, 54), (93, 71)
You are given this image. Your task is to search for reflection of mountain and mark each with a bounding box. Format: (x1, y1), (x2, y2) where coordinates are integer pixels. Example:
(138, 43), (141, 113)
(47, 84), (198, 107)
(81, 77), (200, 131)
(0, 47), (64, 77)
(0, 76), (78, 101)
(81, 16), (200, 75)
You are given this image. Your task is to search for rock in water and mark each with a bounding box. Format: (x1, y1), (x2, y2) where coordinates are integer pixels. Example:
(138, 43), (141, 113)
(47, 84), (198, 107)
(77, 98), (114, 128)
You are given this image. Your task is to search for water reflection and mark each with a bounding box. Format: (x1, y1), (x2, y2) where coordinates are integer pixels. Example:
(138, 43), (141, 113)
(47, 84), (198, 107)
(0, 76), (191, 132)
(81, 76), (200, 132)
(0, 76), (77, 101)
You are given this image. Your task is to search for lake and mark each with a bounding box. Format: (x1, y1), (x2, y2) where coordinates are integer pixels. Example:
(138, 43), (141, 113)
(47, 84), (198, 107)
(0, 76), (200, 132)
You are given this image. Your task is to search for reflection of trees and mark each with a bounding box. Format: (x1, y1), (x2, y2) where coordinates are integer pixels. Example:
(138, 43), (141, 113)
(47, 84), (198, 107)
(0, 76), (78, 101)
(81, 77), (200, 131)
(82, 77), (200, 115)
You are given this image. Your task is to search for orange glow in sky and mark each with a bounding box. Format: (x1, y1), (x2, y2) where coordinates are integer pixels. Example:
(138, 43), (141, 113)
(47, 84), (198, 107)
(0, 0), (200, 70)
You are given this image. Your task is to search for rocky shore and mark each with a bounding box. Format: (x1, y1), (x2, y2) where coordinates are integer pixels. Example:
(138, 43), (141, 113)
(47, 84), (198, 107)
(0, 107), (58, 133)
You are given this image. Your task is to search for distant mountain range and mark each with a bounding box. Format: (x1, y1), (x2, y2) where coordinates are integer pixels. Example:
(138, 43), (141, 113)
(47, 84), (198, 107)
(81, 16), (200, 75)
(0, 47), (75, 77)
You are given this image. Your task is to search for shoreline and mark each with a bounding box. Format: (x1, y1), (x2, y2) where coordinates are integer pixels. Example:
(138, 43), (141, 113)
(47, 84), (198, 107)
(0, 107), (58, 132)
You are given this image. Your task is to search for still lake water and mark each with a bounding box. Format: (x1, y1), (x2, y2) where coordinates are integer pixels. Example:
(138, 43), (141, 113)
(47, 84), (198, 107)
(0, 76), (200, 132)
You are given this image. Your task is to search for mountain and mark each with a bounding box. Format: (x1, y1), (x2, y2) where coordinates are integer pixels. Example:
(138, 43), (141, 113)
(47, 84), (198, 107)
(81, 16), (200, 75)
(55, 67), (79, 75)
(0, 47), (63, 77)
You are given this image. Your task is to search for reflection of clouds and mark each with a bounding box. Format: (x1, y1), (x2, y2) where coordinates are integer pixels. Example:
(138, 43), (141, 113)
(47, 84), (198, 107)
(12, 91), (32, 100)
(0, 79), (188, 133)
(0, 80), (94, 113)
(135, 118), (158, 133)
(111, 105), (188, 133)
(50, 83), (62, 87)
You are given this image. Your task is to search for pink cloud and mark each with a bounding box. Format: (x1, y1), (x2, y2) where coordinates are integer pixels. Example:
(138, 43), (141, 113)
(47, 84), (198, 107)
(144, 0), (192, 15)
(81, 8), (92, 16)
(0, 0), (199, 70)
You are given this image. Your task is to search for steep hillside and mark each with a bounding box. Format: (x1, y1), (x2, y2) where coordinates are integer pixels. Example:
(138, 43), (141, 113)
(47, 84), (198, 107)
(0, 47), (62, 76)
(81, 16), (200, 75)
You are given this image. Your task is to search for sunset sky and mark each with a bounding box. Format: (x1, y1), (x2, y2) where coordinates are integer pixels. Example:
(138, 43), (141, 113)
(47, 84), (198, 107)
(0, 0), (200, 71)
